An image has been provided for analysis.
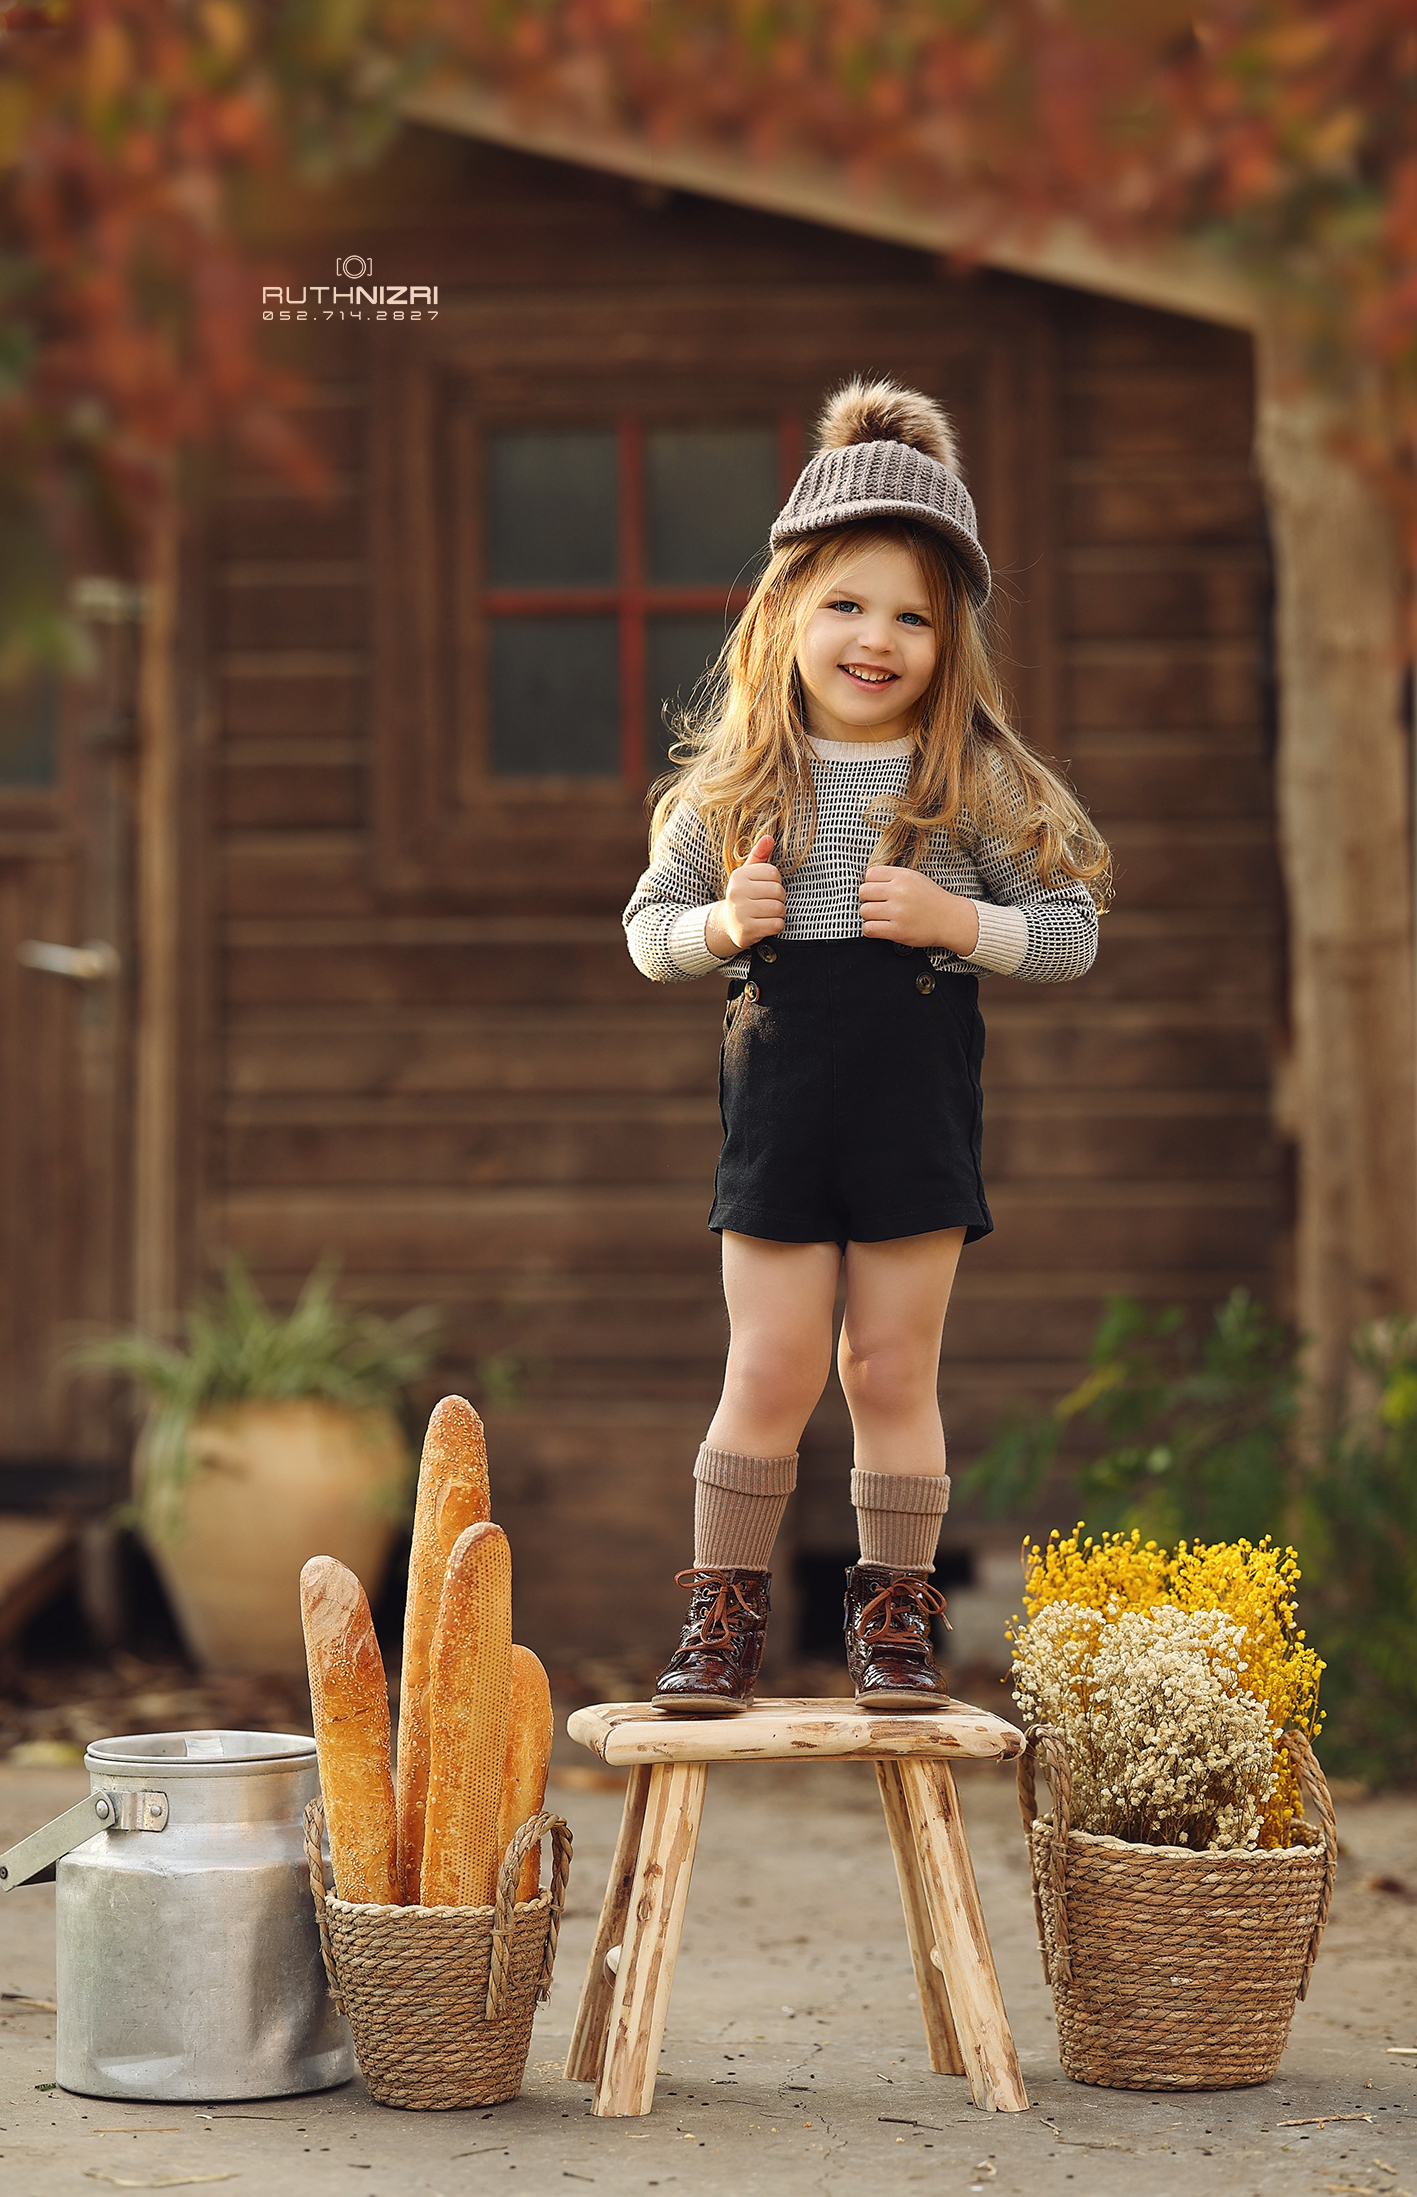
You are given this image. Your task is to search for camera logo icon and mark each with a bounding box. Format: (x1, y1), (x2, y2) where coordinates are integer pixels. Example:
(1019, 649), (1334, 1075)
(335, 255), (372, 281)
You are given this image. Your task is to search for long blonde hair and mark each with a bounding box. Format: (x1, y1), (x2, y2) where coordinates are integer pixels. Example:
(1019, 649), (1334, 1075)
(650, 518), (1111, 908)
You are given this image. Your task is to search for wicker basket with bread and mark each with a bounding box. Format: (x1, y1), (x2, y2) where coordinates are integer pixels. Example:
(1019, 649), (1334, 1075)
(300, 1396), (571, 2109)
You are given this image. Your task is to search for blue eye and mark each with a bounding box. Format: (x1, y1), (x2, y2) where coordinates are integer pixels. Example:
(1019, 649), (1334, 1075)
(827, 598), (860, 614)
(899, 611), (928, 627)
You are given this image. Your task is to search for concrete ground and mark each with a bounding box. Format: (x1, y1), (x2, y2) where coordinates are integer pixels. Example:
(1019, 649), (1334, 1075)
(1, 1753), (1414, 2196)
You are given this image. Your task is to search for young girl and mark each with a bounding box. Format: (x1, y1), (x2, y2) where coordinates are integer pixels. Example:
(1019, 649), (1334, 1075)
(623, 380), (1110, 1714)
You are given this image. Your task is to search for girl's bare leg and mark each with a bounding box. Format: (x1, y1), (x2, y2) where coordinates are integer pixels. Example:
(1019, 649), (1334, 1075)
(652, 1233), (841, 1714)
(836, 1227), (967, 1474)
(705, 1231), (843, 1455)
(837, 1228), (967, 1705)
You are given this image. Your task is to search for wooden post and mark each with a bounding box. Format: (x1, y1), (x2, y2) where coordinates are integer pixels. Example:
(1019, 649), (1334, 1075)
(897, 1759), (1028, 2113)
(1255, 330), (1417, 1398)
(565, 1765), (653, 2083)
(876, 1760), (965, 2076)
(594, 1760), (707, 2118)
(133, 489), (182, 1328)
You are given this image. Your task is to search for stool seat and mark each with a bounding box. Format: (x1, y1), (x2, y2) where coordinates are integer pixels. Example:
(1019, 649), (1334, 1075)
(563, 1695), (1028, 2120)
(568, 1694), (1023, 1767)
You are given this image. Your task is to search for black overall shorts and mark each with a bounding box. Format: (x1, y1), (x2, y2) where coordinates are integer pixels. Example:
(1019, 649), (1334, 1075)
(707, 937), (993, 1248)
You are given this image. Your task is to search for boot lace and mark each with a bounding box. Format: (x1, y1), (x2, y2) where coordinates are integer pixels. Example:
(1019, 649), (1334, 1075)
(673, 1567), (764, 1648)
(856, 1574), (951, 1645)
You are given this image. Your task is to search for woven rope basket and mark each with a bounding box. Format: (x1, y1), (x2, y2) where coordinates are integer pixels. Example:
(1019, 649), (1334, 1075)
(1019, 1725), (1336, 2091)
(304, 1798), (572, 2110)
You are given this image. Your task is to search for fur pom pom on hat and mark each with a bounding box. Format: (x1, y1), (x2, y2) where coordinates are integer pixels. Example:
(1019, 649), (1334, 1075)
(814, 378), (959, 470)
(770, 375), (990, 605)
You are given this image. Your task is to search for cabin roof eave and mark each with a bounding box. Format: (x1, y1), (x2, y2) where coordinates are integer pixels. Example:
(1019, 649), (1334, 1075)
(401, 77), (1260, 332)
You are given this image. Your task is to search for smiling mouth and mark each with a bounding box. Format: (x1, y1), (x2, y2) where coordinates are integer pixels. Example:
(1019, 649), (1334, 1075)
(839, 664), (897, 687)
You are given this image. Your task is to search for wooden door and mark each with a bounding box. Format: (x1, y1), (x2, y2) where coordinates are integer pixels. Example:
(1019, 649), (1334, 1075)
(0, 604), (135, 1472)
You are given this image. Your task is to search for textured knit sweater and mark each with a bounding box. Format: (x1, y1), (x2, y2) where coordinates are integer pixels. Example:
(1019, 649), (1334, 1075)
(623, 735), (1099, 985)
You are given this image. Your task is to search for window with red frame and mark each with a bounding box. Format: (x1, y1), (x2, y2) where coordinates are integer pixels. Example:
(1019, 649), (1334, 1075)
(481, 419), (801, 785)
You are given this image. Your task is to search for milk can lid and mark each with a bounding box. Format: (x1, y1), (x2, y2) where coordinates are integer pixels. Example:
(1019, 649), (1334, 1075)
(85, 1731), (317, 1778)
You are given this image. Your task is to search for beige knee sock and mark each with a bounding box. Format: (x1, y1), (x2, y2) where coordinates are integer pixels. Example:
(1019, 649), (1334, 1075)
(692, 1444), (798, 1570)
(851, 1466), (950, 1572)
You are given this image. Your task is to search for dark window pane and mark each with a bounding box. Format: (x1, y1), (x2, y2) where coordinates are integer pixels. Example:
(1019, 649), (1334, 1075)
(648, 614), (733, 773)
(490, 617), (620, 778)
(0, 671), (58, 787)
(645, 429), (778, 586)
(486, 432), (617, 587)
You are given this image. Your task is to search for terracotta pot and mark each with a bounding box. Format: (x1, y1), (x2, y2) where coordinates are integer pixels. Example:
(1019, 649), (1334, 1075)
(146, 1399), (406, 1674)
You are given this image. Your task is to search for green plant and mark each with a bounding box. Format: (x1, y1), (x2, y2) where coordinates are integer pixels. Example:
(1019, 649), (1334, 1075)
(1300, 1319), (1417, 1786)
(961, 1288), (1300, 1545)
(69, 1258), (441, 1544)
(964, 1289), (1417, 1787)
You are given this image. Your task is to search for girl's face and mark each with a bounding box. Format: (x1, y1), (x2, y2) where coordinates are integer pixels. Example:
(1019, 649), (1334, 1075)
(795, 538), (940, 744)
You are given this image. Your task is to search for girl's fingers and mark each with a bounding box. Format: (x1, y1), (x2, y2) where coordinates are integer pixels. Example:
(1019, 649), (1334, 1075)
(747, 832), (775, 865)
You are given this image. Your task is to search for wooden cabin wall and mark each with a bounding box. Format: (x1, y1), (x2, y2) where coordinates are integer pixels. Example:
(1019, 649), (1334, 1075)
(201, 132), (1279, 1671)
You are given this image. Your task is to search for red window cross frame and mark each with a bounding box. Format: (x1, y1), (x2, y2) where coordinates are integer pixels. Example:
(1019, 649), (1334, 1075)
(482, 414), (803, 783)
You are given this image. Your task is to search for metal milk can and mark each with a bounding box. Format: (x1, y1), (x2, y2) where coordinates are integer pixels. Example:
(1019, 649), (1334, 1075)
(0, 1729), (354, 2101)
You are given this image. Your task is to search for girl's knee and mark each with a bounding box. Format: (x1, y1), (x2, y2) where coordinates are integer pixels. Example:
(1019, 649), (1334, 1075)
(725, 1339), (830, 1422)
(838, 1335), (935, 1418)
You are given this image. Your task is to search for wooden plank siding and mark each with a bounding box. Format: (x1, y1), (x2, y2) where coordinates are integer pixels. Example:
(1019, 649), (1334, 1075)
(199, 133), (1280, 1660)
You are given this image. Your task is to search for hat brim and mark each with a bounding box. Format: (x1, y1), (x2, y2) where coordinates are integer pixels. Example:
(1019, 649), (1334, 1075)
(769, 499), (991, 608)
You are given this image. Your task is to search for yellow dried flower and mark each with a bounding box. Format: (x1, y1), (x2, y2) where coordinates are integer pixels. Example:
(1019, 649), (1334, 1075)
(1011, 1525), (1325, 1849)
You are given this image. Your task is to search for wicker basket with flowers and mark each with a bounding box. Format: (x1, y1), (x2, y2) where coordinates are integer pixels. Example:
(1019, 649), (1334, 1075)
(1014, 1529), (1335, 2090)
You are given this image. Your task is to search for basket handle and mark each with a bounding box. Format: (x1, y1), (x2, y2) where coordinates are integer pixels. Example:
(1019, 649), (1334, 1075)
(1285, 1728), (1337, 2000)
(485, 1811), (574, 2023)
(1018, 1723), (1073, 1988)
(302, 1797), (346, 2015)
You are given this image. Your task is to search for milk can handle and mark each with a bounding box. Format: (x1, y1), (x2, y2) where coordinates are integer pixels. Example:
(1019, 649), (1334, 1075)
(0, 1789), (170, 1891)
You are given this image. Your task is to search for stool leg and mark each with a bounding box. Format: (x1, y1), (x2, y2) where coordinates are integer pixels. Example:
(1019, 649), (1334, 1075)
(897, 1759), (1028, 2113)
(876, 1760), (965, 2076)
(594, 1761), (707, 2118)
(565, 1764), (653, 2084)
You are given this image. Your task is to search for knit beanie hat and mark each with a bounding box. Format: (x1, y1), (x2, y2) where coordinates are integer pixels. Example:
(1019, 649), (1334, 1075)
(770, 379), (991, 607)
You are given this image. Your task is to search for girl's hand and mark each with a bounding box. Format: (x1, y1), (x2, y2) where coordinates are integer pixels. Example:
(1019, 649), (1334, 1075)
(706, 832), (785, 957)
(860, 865), (980, 956)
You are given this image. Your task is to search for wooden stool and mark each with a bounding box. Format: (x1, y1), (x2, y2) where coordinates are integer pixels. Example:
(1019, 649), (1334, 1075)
(563, 1695), (1028, 2118)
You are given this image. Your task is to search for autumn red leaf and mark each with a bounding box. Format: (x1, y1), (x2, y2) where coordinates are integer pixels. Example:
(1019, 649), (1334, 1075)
(1, 0), (1414, 664)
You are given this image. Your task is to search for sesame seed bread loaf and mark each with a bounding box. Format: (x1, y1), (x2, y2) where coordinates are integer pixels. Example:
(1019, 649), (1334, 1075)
(419, 1520), (513, 1909)
(300, 1554), (401, 1906)
(497, 1645), (554, 1904)
(396, 1396), (492, 1902)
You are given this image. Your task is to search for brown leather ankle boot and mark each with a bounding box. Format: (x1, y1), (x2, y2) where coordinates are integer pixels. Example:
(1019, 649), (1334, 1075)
(844, 1562), (952, 1710)
(651, 1566), (771, 1715)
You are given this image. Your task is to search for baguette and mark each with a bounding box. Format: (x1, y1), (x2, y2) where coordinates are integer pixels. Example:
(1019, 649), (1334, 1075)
(419, 1521), (513, 1909)
(496, 1645), (554, 1904)
(396, 1396), (492, 1902)
(300, 1555), (401, 1906)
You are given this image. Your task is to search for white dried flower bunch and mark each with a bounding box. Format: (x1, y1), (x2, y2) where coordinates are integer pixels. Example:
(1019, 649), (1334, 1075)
(1013, 1601), (1277, 1850)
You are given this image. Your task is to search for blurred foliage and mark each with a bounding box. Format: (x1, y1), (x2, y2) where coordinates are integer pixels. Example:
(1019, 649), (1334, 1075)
(1301, 1318), (1417, 1786)
(963, 1289), (1417, 1786)
(67, 1255), (442, 1544)
(961, 1288), (1301, 1544)
(1, 2), (1415, 673)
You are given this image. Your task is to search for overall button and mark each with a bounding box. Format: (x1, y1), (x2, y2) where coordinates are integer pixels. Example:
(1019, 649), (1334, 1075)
(744, 981), (760, 1003)
(893, 942), (913, 958)
(756, 944), (777, 963)
(915, 971), (935, 995)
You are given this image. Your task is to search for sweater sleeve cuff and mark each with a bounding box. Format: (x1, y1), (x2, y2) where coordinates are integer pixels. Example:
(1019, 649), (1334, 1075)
(666, 905), (730, 978)
(965, 899), (1029, 976)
